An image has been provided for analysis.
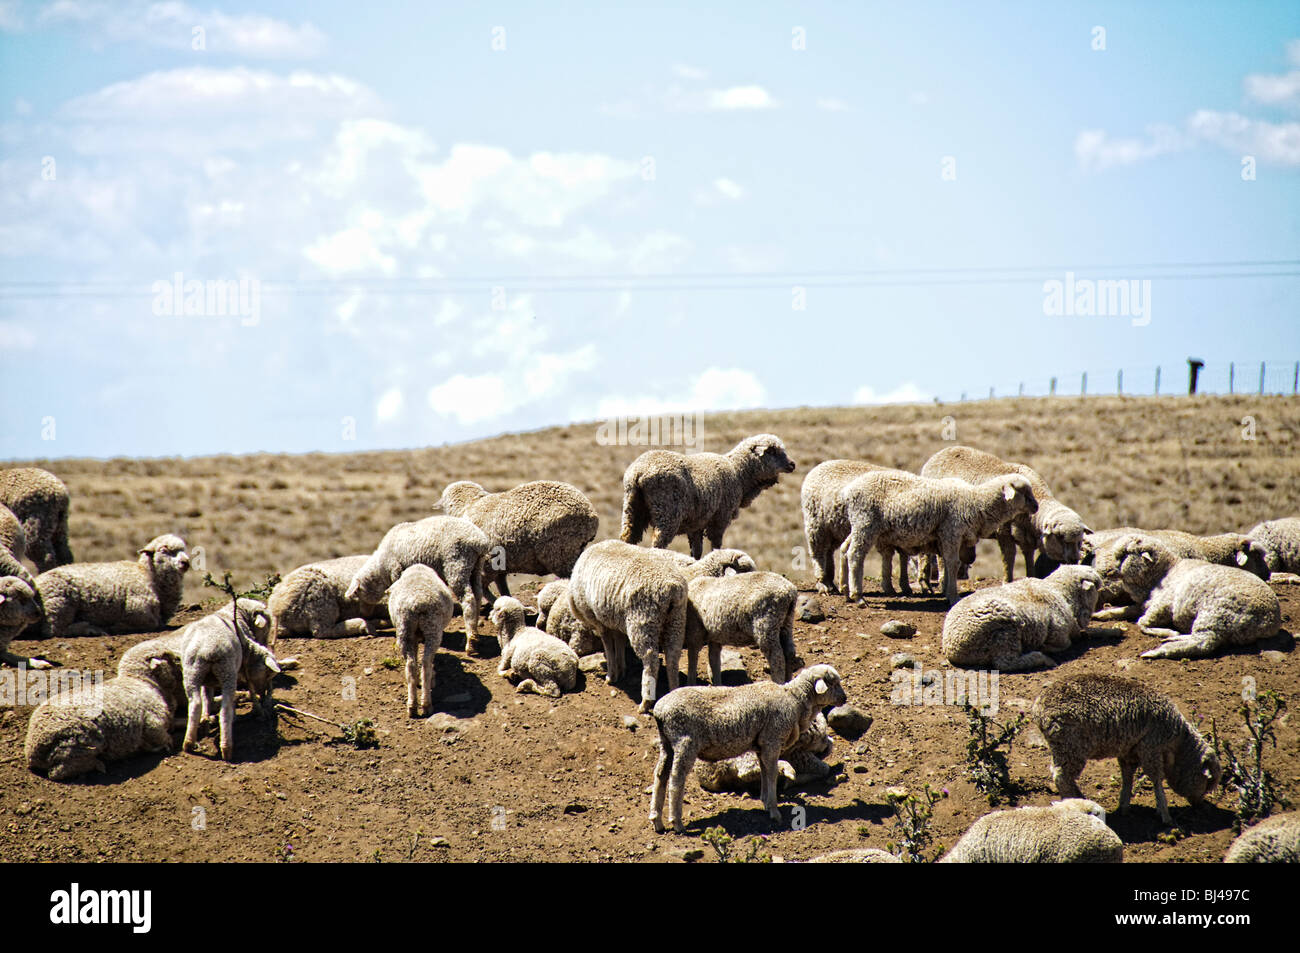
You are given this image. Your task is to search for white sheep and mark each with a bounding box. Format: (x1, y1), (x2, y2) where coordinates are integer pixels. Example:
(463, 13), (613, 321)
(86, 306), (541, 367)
(649, 664), (848, 833)
(435, 480), (599, 597)
(180, 598), (280, 761)
(536, 580), (602, 656)
(1032, 673), (1220, 825)
(0, 504), (34, 589)
(806, 849), (901, 863)
(620, 434), (796, 559)
(1088, 527), (1270, 585)
(1091, 535), (1281, 659)
(268, 554), (386, 645)
(801, 459), (890, 594)
(34, 534), (191, 638)
(0, 575), (47, 668)
(1245, 517), (1300, 576)
(0, 467), (73, 572)
(842, 470), (1038, 606)
(694, 711), (835, 793)
(941, 565), (1102, 670)
(388, 564), (456, 717)
(684, 570), (799, 685)
(345, 516), (491, 653)
(1224, 812), (1300, 863)
(24, 646), (184, 781)
(489, 596), (579, 698)
(939, 799), (1123, 863)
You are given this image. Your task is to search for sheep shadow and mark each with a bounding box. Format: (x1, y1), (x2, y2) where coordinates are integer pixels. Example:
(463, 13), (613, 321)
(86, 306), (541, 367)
(871, 596), (951, 614)
(680, 795), (893, 838)
(429, 654), (491, 717)
(1106, 800), (1237, 845)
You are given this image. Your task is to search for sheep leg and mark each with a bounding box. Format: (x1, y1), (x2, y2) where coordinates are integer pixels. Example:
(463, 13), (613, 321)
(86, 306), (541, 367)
(667, 739), (696, 833)
(460, 586), (482, 653)
(758, 742), (783, 824)
(1092, 604), (1140, 622)
(219, 680), (236, 761)
(879, 547), (896, 595)
(312, 618), (372, 639)
(1117, 754), (1139, 815)
(761, 623), (787, 683)
(687, 531), (705, 561)
(813, 540), (838, 595)
(997, 533), (1017, 582)
(1140, 631), (1218, 660)
(599, 629), (621, 683)
(0, 649), (53, 670)
(400, 624), (420, 718)
(637, 648), (660, 714)
(1021, 542), (1035, 580)
(685, 644), (700, 686)
(845, 526), (876, 603)
(650, 735), (673, 833)
(182, 689), (204, 753)
(1049, 754), (1084, 798)
(940, 540), (962, 606)
(708, 643), (723, 685)
(706, 526), (726, 554)
(1138, 750), (1173, 824)
(835, 542), (849, 595)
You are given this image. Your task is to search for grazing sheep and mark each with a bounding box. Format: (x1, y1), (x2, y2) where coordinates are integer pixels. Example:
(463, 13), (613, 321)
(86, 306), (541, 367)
(180, 599), (279, 761)
(649, 664), (848, 833)
(0, 576), (46, 668)
(1089, 527), (1270, 587)
(435, 480), (599, 597)
(346, 516), (491, 653)
(1091, 535), (1281, 659)
(684, 570), (799, 685)
(921, 446), (1091, 581)
(567, 540), (690, 712)
(0, 467), (73, 572)
(941, 565), (1102, 671)
(268, 555), (386, 645)
(536, 580), (602, 656)
(1032, 673), (1220, 825)
(388, 564), (455, 717)
(621, 434), (796, 559)
(1245, 518), (1300, 576)
(24, 647), (184, 781)
(34, 534), (190, 639)
(1224, 813), (1300, 863)
(490, 596), (579, 698)
(842, 470), (1038, 606)
(695, 711), (835, 792)
(939, 799), (1123, 863)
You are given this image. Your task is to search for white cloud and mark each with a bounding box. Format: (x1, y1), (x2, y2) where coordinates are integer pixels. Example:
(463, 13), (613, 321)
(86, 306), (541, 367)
(707, 86), (776, 110)
(428, 345), (598, 426)
(852, 382), (930, 405)
(376, 386), (403, 422)
(589, 367), (766, 418)
(692, 176), (746, 206)
(1186, 110), (1300, 165)
(1244, 70), (1300, 108)
(672, 63), (708, 80)
(1074, 125), (1185, 172)
(0, 320), (37, 350)
(304, 226), (397, 275)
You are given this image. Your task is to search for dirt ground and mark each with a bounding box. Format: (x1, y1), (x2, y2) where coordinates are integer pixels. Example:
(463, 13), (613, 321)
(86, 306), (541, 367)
(1, 394), (1297, 862)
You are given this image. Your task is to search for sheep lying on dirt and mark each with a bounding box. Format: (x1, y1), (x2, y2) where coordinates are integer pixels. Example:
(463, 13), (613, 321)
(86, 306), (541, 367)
(806, 848), (901, 863)
(346, 516), (491, 653)
(0, 576), (47, 668)
(1032, 673), (1220, 825)
(1089, 527), (1270, 584)
(1224, 812), (1300, 863)
(684, 570), (799, 684)
(1246, 518), (1300, 576)
(940, 565), (1101, 671)
(694, 711), (835, 793)
(0, 467), (73, 572)
(1092, 535), (1281, 659)
(921, 446), (1091, 581)
(843, 470), (1038, 606)
(389, 564), (456, 717)
(490, 596), (579, 698)
(0, 504), (36, 589)
(268, 555), (386, 645)
(536, 580), (602, 656)
(649, 664), (847, 832)
(621, 434), (795, 559)
(939, 799), (1123, 863)
(436, 480), (598, 597)
(35, 534), (190, 638)
(25, 646), (184, 781)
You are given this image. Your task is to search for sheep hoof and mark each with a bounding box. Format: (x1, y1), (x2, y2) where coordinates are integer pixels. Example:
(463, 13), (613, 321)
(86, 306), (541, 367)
(220, 746), (234, 761)
(638, 701), (653, 714)
(182, 740), (197, 753)
(407, 706), (420, 719)
(26, 658), (54, 670)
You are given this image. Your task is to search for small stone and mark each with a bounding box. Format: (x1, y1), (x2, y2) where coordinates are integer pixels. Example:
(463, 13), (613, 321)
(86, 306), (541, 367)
(579, 653), (606, 674)
(563, 802), (588, 815)
(827, 705), (873, 740)
(881, 620), (917, 639)
(890, 653), (916, 670)
(796, 595), (826, 623)
(719, 648), (746, 673)
(1114, 657), (1135, 671)
(428, 836), (450, 848)
(362, 667), (374, 676)
(14, 802), (33, 816)
(1261, 650), (1286, 664)
(681, 848), (705, 862)
(853, 764), (868, 774)
(622, 715), (639, 731)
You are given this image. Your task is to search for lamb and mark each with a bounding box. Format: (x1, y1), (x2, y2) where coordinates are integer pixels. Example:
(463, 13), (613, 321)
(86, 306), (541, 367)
(0, 504), (35, 588)
(801, 459), (889, 595)
(921, 446), (1091, 581)
(649, 664), (848, 833)
(536, 580), (602, 656)
(435, 480), (599, 597)
(842, 469), (1038, 606)
(180, 598), (280, 761)
(0, 576), (46, 668)
(620, 434), (796, 559)
(939, 799), (1123, 863)
(1224, 813), (1300, 863)
(940, 565), (1102, 671)
(1032, 673), (1220, 825)
(1088, 527), (1270, 587)
(345, 516), (491, 653)
(684, 570), (799, 685)
(489, 596), (580, 698)
(24, 646), (184, 781)
(1091, 535), (1281, 659)
(388, 564), (456, 716)
(0, 467), (73, 572)
(694, 711), (835, 793)
(267, 554), (387, 645)
(1245, 517), (1300, 576)
(34, 534), (190, 639)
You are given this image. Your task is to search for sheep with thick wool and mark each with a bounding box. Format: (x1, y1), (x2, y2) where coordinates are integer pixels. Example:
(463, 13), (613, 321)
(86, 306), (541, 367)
(0, 467), (73, 572)
(939, 799), (1123, 863)
(0, 575), (45, 668)
(1245, 517), (1300, 576)
(1088, 527), (1270, 590)
(536, 580), (602, 656)
(268, 554), (386, 645)
(941, 565), (1101, 671)
(0, 504), (35, 590)
(684, 570), (799, 685)
(621, 434), (795, 559)
(388, 564), (456, 717)
(346, 516), (491, 653)
(1032, 673), (1220, 825)
(1224, 813), (1300, 863)
(1091, 535), (1280, 659)
(490, 596), (579, 698)
(435, 480), (598, 597)
(694, 711), (836, 793)
(649, 664), (847, 833)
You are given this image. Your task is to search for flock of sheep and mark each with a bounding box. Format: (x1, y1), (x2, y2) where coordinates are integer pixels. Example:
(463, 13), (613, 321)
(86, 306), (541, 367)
(1, 430), (1297, 863)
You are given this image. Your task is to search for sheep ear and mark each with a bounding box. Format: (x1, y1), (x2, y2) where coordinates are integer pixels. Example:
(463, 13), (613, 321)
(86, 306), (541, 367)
(724, 567), (737, 577)
(266, 655), (282, 674)
(815, 678), (828, 694)
(1080, 579), (1094, 590)
(1003, 484), (1016, 501)
(1141, 551), (1156, 564)
(1236, 550), (1249, 566)
(255, 611), (270, 627)
(1081, 526), (1094, 535)
(0, 594), (6, 605)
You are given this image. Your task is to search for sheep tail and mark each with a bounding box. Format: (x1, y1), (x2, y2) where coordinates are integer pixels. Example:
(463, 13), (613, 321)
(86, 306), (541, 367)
(620, 476), (650, 545)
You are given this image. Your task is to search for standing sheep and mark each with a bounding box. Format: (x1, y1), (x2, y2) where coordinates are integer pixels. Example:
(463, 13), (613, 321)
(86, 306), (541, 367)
(435, 480), (599, 597)
(267, 554), (386, 645)
(842, 470), (1038, 606)
(620, 434), (796, 559)
(1092, 535), (1281, 659)
(801, 459), (889, 595)
(0, 467), (73, 572)
(0, 575), (46, 668)
(939, 799), (1123, 863)
(490, 596), (580, 698)
(345, 516), (491, 654)
(34, 534), (190, 638)
(1032, 673), (1220, 825)
(940, 565), (1102, 671)
(684, 570), (799, 685)
(1224, 813), (1300, 863)
(1245, 517), (1300, 576)
(649, 664), (847, 832)
(388, 564), (456, 717)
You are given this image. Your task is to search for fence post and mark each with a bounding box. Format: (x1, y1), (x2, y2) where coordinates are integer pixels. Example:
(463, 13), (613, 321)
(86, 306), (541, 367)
(1050, 377), (1057, 396)
(1081, 372), (1087, 395)
(1188, 358), (1203, 394)
(1117, 369), (1123, 394)
(1229, 362), (1234, 394)
(1294, 362), (1298, 395)
(1018, 382), (1024, 396)
(1154, 366), (1160, 395)
(1259, 361), (1265, 395)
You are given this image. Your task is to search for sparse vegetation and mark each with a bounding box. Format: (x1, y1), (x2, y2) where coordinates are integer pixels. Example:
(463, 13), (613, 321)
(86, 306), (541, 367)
(885, 784), (948, 863)
(961, 703), (1027, 804)
(700, 826), (772, 863)
(1210, 688), (1289, 831)
(341, 718), (379, 750)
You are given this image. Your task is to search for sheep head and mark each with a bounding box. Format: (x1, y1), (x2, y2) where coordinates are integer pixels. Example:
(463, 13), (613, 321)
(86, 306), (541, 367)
(435, 481), (488, 517)
(1115, 535), (1176, 600)
(138, 534), (190, 577)
(997, 475), (1038, 516)
(0, 576), (42, 627)
(733, 434), (795, 504)
(489, 596), (527, 640)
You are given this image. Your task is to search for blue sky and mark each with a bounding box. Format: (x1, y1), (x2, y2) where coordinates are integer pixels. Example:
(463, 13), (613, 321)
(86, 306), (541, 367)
(0, 0), (1297, 459)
